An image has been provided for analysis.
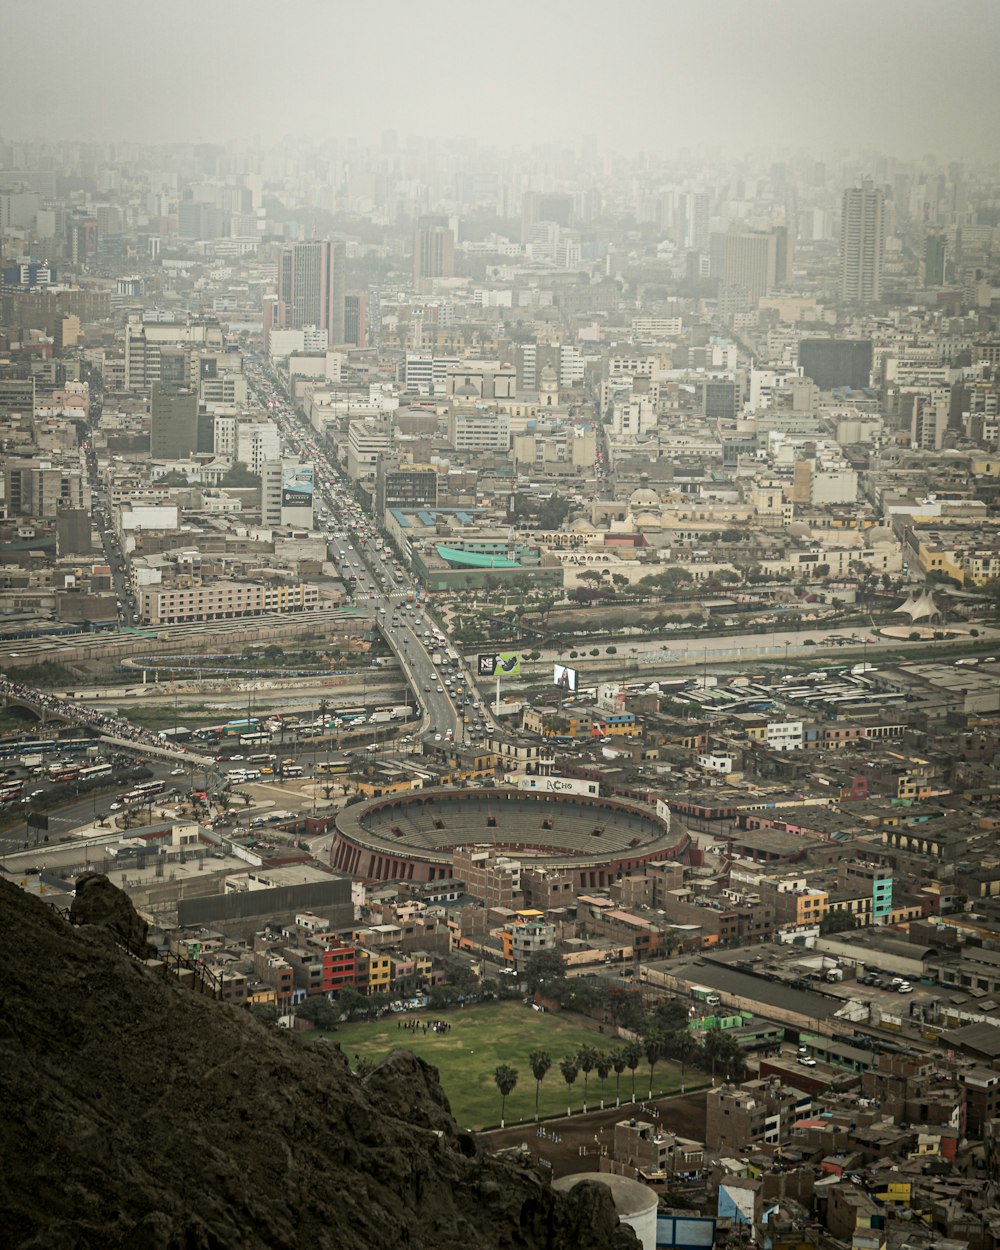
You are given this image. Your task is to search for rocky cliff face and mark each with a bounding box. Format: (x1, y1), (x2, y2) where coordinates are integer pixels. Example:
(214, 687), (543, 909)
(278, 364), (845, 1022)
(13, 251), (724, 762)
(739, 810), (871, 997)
(0, 877), (637, 1250)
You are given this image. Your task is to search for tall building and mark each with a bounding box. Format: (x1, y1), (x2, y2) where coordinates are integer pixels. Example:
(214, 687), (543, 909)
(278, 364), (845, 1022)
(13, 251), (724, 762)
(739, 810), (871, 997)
(840, 181), (885, 304)
(712, 227), (788, 304)
(150, 384), (199, 460)
(412, 219), (454, 288)
(344, 293), (367, 348)
(277, 239), (345, 344)
(925, 233), (947, 286)
(262, 459), (315, 529)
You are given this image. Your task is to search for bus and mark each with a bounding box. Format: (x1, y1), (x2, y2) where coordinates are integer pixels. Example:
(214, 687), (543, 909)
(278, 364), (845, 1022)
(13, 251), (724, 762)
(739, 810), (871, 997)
(239, 732), (272, 747)
(280, 761), (304, 778)
(56, 737), (99, 753)
(48, 763), (83, 783)
(223, 719), (259, 738)
(248, 753), (277, 766)
(123, 780), (166, 804)
(0, 738), (57, 757)
(317, 757), (349, 775)
(333, 706), (366, 725)
(78, 763), (113, 783)
(0, 780), (24, 803)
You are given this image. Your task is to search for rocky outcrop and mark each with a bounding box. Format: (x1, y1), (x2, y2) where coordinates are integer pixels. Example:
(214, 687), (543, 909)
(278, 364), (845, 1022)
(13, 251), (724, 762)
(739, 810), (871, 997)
(69, 870), (157, 956)
(0, 878), (638, 1250)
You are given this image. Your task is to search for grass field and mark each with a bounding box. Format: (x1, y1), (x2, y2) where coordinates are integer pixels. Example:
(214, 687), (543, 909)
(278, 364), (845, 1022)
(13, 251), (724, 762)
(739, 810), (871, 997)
(328, 1001), (688, 1130)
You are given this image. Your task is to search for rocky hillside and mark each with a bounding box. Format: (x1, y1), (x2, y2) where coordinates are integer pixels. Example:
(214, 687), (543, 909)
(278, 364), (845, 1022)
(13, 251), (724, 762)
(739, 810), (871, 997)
(0, 876), (637, 1250)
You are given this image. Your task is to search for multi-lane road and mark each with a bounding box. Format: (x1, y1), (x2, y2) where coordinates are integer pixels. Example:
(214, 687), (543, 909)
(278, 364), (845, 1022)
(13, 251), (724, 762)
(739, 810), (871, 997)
(243, 358), (492, 746)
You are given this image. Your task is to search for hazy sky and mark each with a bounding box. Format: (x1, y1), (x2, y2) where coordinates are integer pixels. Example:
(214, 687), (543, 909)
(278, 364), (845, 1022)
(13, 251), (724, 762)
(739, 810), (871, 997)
(3, 0), (998, 161)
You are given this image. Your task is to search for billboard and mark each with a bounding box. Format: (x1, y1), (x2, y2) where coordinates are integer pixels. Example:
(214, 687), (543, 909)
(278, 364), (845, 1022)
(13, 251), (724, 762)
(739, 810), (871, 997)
(554, 663), (578, 692)
(281, 464), (314, 509)
(478, 651), (521, 678)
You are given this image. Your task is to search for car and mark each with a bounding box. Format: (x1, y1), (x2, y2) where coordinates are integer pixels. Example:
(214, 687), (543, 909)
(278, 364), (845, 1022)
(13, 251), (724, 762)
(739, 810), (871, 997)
(230, 754), (245, 761)
(170, 766), (186, 776)
(109, 801), (123, 811)
(797, 1056), (817, 1067)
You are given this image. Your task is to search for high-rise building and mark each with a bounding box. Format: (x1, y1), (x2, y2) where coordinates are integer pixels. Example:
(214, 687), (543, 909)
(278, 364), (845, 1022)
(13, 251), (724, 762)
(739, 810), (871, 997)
(344, 293), (367, 348)
(712, 228), (782, 303)
(840, 181), (885, 304)
(925, 234), (947, 286)
(412, 219), (454, 288)
(277, 239), (345, 344)
(150, 384), (200, 460)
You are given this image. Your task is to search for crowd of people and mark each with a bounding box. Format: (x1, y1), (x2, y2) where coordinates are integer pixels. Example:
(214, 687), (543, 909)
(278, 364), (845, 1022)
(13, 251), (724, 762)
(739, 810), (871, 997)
(0, 677), (195, 759)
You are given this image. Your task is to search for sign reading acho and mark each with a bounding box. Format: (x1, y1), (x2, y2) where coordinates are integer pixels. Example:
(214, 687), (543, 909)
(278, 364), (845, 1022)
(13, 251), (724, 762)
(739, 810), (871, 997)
(478, 651), (521, 677)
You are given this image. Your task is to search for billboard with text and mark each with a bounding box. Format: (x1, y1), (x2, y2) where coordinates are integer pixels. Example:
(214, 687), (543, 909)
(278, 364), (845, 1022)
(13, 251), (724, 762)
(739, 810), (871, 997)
(478, 651), (521, 678)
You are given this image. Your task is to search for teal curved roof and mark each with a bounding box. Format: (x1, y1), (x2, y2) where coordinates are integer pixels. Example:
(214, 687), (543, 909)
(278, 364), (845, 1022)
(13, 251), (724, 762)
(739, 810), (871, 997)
(436, 544), (522, 569)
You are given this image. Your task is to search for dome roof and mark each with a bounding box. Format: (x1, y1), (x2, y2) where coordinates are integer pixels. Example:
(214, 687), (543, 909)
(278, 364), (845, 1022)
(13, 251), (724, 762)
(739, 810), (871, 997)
(629, 487), (661, 508)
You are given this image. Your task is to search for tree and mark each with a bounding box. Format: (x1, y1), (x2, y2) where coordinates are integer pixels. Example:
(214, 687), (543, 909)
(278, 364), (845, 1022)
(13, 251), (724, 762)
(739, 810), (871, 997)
(611, 1049), (627, 1107)
(354, 1055), (377, 1079)
(559, 1056), (579, 1116)
(220, 460), (261, 488)
(529, 1049), (552, 1122)
(623, 1040), (642, 1103)
(296, 996), (340, 1031)
(335, 987), (367, 1019)
(668, 1030), (700, 1093)
(524, 950), (565, 994)
(249, 1003), (280, 1027)
(643, 1029), (664, 1099)
(702, 1027), (728, 1081)
(494, 1063), (518, 1128)
(649, 998), (691, 1035)
(820, 910), (860, 935)
(595, 1051), (612, 1111)
(577, 1044), (598, 1114)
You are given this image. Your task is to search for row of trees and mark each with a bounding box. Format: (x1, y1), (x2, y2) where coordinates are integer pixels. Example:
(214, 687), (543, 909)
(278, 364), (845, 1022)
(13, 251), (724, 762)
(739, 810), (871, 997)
(491, 1017), (747, 1129)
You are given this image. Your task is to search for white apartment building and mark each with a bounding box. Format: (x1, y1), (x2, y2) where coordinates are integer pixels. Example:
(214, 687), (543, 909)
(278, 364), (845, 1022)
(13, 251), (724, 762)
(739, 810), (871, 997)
(347, 419), (391, 480)
(447, 409), (511, 452)
(611, 397), (656, 439)
(237, 421), (281, 475)
(766, 721), (804, 752)
(403, 355), (460, 395)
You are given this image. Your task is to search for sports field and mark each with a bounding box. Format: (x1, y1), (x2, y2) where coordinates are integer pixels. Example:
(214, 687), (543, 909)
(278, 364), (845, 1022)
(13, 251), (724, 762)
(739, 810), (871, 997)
(330, 1000), (687, 1130)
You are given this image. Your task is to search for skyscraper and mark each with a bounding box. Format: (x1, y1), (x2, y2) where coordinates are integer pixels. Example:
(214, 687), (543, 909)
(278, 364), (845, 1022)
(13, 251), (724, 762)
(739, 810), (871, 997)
(840, 181), (885, 304)
(150, 384), (199, 460)
(925, 234), (946, 286)
(412, 217), (454, 289)
(277, 239), (345, 344)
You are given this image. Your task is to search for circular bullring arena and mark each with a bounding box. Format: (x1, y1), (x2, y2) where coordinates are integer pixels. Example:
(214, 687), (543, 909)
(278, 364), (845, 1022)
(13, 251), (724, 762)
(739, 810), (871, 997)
(330, 787), (689, 888)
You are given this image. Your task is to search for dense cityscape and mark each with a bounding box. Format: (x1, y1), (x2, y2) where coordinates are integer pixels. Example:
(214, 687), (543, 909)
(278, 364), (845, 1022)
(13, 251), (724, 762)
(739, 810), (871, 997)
(4, 3), (1000, 1249)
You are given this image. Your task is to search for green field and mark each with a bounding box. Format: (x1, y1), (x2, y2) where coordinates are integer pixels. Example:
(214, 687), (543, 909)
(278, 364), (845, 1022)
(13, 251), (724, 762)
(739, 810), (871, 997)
(328, 1001), (688, 1129)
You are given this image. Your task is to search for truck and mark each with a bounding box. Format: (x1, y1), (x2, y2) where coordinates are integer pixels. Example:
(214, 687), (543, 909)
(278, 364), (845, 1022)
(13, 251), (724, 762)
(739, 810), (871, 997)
(20, 753), (44, 771)
(369, 711), (393, 724)
(691, 985), (721, 1007)
(391, 705), (414, 721)
(432, 652), (443, 666)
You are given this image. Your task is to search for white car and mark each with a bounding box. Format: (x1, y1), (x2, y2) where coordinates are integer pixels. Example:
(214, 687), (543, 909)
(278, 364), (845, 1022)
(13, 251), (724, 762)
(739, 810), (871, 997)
(170, 766), (186, 776)
(797, 1056), (817, 1067)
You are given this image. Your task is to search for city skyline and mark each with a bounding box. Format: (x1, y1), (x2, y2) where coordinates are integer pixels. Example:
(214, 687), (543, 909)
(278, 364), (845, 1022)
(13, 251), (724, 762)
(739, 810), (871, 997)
(2, 0), (999, 162)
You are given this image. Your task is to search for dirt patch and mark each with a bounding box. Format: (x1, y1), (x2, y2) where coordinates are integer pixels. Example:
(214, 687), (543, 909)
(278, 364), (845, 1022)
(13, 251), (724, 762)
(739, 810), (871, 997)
(485, 1090), (708, 1179)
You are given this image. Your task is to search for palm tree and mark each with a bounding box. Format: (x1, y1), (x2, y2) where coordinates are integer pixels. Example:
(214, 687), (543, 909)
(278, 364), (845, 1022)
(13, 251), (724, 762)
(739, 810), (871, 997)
(623, 1040), (642, 1103)
(559, 1056), (579, 1116)
(595, 1051), (612, 1110)
(611, 1048), (627, 1107)
(529, 1049), (552, 1122)
(670, 1030), (699, 1094)
(643, 1029), (663, 1100)
(494, 1063), (518, 1129)
(576, 1044), (598, 1114)
(702, 1026), (727, 1082)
